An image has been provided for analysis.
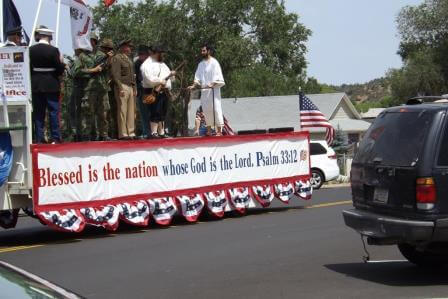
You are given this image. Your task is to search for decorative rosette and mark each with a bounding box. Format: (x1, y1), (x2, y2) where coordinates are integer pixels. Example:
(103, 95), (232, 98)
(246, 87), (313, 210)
(176, 194), (205, 222)
(274, 183), (295, 204)
(204, 191), (228, 218)
(228, 187), (251, 214)
(81, 205), (120, 231)
(295, 180), (313, 200)
(119, 201), (150, 227)
(252, 185), (274, 207)
(148, 197), (177, 226)
(38, 209), (86, 233)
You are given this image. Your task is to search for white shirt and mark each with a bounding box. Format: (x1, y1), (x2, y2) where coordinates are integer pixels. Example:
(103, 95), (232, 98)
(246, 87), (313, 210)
(194, 57), (225, 88)
(141, 58), (172, 89)
(38, 40), (50, 45)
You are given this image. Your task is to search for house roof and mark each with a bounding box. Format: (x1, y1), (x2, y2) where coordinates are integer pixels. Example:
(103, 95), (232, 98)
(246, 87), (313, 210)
(187, 93), (363, 132)
(362, 108), (386, 119)
(330, 119), (372, 132)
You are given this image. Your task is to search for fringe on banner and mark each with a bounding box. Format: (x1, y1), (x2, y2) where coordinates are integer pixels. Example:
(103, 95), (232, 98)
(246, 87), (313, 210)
(38, 209), (86, 232)
(252, 185), (274, 207)
(148, 198), (177, 226)
(31, 178), (313, 233)
(228, 187), (251, 215)
(274, 183), (295, 204)
(204, 191), (228, 218)
(295, 180), (313, 200)
(81, 205), (120, 231)
(176, 195), (205, 222)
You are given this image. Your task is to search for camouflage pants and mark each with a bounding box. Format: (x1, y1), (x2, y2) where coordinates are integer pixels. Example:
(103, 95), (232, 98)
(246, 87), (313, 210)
(73, 84), (87, 140)
(88, 89), (110, 139)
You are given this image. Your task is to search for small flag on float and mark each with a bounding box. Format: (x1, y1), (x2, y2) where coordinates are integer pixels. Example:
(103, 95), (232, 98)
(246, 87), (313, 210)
(104, 0), (116, 7)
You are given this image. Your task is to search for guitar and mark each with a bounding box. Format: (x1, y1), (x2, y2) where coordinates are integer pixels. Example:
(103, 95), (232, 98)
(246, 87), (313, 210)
(143, 61), (186, 105)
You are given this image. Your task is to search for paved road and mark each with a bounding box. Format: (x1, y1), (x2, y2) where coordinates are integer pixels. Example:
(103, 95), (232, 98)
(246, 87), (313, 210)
(0, 187), (447, 299)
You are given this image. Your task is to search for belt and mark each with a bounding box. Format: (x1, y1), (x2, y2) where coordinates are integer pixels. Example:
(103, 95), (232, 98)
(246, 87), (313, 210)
(33, 68), (56, 72)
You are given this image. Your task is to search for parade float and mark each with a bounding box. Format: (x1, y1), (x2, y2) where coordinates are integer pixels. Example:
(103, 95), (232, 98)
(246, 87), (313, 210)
(0, 0), (313, 233)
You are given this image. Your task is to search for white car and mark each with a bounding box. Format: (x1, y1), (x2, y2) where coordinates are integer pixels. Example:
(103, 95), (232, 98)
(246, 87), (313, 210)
(309, 141), (340, 189)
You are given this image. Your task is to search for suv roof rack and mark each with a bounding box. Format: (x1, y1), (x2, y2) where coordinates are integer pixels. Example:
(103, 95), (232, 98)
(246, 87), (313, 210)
(407, 96), (448, 105)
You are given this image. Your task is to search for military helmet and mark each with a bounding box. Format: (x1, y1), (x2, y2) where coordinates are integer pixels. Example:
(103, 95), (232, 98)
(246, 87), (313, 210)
(100, 38), (114, 49)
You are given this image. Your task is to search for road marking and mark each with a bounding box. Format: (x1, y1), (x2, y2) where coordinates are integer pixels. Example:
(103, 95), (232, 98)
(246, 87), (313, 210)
(0, 244), (44, 253)
(306, 200), (352, 209)
(0, 200), (352, 254)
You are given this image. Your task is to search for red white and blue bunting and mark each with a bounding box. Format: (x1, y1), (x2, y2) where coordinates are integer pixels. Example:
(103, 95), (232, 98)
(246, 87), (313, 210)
(176, 195), (205, 222)
(228, 187), (251, 215)
(32, 179), (313, 232)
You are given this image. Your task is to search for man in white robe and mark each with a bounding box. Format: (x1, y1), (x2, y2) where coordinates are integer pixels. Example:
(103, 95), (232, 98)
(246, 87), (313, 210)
(189, 44), (225, 136)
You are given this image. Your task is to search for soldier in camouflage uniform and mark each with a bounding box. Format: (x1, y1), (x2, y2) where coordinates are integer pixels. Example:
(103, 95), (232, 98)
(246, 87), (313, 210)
(86, 38), (115, 141)
(72, 48), (102, 141)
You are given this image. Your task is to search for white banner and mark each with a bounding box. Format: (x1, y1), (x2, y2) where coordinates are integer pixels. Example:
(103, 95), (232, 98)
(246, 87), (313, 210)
(0, 46), (31, 102)
(58, 0), (93, 51)
(33, 133), (310, 210)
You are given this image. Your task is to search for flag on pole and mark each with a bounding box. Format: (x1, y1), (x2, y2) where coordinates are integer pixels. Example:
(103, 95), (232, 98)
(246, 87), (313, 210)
(3, 0), (28, 43)
(299, 92), (335, 145)
(103, 0), (117, 7)
(55, 0), (92, 51)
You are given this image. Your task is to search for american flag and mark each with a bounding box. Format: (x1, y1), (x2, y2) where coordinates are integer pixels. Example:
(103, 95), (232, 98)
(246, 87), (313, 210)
(299, 93), (334, 145)
(223, 116), (235, 135)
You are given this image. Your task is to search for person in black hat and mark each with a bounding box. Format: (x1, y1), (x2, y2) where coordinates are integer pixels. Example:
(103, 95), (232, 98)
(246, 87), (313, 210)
(3, 26), (22, 47)
(141, 45), (176, 138)
(134, 45), (151, 138)
(110, 39), (136, 140)
(29, 26), (65, 143)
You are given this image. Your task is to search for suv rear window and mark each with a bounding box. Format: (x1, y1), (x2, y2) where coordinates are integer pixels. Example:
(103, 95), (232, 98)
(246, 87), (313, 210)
(355, 111), (434, 167)
(310, 143), (327, 156)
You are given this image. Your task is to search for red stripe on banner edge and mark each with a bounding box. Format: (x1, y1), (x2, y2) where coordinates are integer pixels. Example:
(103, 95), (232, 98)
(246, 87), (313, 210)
(30, 131), (309, 153)
(33, 175), (310, 213)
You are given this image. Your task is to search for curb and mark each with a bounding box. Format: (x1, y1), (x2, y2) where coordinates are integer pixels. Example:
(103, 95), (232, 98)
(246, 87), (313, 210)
(321, 183), (351, 189)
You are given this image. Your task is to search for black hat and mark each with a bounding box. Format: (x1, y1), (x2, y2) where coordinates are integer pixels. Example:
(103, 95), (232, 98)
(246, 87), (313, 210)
(118, 39), (133, 48)
(137, 45), (149, 55)
(152, 45), (166, 53)
(6, 26), (22, 36)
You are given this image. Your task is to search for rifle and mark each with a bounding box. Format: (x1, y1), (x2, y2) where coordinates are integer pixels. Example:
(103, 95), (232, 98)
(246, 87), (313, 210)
(143, 61), (186, 105)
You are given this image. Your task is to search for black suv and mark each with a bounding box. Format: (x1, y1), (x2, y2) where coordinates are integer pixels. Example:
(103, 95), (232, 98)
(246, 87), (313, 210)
(343, 98), (448, 266)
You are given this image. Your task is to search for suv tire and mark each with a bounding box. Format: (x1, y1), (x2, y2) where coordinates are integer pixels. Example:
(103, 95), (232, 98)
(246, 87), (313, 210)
(398, 243), (448, 267)
(311, 169), (324, 190)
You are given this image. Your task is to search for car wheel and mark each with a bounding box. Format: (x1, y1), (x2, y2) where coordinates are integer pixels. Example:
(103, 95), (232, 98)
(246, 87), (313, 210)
(311, 169), (324, 190)
(398, 243), (448, 267)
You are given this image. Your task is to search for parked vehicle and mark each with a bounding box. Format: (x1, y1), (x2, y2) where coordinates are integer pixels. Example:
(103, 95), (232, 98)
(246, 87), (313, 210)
(310, 141), (340, 189)
(0, 260), (82, 298)
(343, 97), (448, 267)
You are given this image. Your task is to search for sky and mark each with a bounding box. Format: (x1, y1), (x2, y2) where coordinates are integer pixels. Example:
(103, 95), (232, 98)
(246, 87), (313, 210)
(14, 0), (423, 85)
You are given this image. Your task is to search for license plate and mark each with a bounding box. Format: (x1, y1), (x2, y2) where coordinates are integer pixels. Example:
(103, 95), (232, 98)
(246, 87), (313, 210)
(373, 188), (389, 204)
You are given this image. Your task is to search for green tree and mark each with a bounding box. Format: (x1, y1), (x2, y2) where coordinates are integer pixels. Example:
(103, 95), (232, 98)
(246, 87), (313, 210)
(332, 126), (349, 155)
(91, 0), (311, 97)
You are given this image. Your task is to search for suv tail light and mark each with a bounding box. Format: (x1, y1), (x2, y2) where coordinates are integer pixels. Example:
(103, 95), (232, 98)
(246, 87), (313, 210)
(416, 177), (436, 210)
(328, 154), (337, 160)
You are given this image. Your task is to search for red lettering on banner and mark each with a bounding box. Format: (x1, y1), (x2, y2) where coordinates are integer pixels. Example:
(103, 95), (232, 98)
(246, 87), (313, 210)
(38, 165), (84, 187)
(0, 53), (10, 60)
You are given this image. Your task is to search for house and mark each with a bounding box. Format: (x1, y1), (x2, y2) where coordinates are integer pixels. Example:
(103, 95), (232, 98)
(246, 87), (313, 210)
(188, 93), (372, 143)
(362, 108), (385, 123)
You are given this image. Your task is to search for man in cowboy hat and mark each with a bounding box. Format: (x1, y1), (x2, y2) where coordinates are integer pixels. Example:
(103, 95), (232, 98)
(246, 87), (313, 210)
(110, 39), (136, 140)
(29, 26), (65, 143)
(86, 38), (115, 141)
(3, 26), (22, 46)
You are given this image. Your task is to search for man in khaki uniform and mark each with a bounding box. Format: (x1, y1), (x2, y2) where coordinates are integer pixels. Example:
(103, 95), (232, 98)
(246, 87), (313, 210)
(110, 39), (136, 140)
